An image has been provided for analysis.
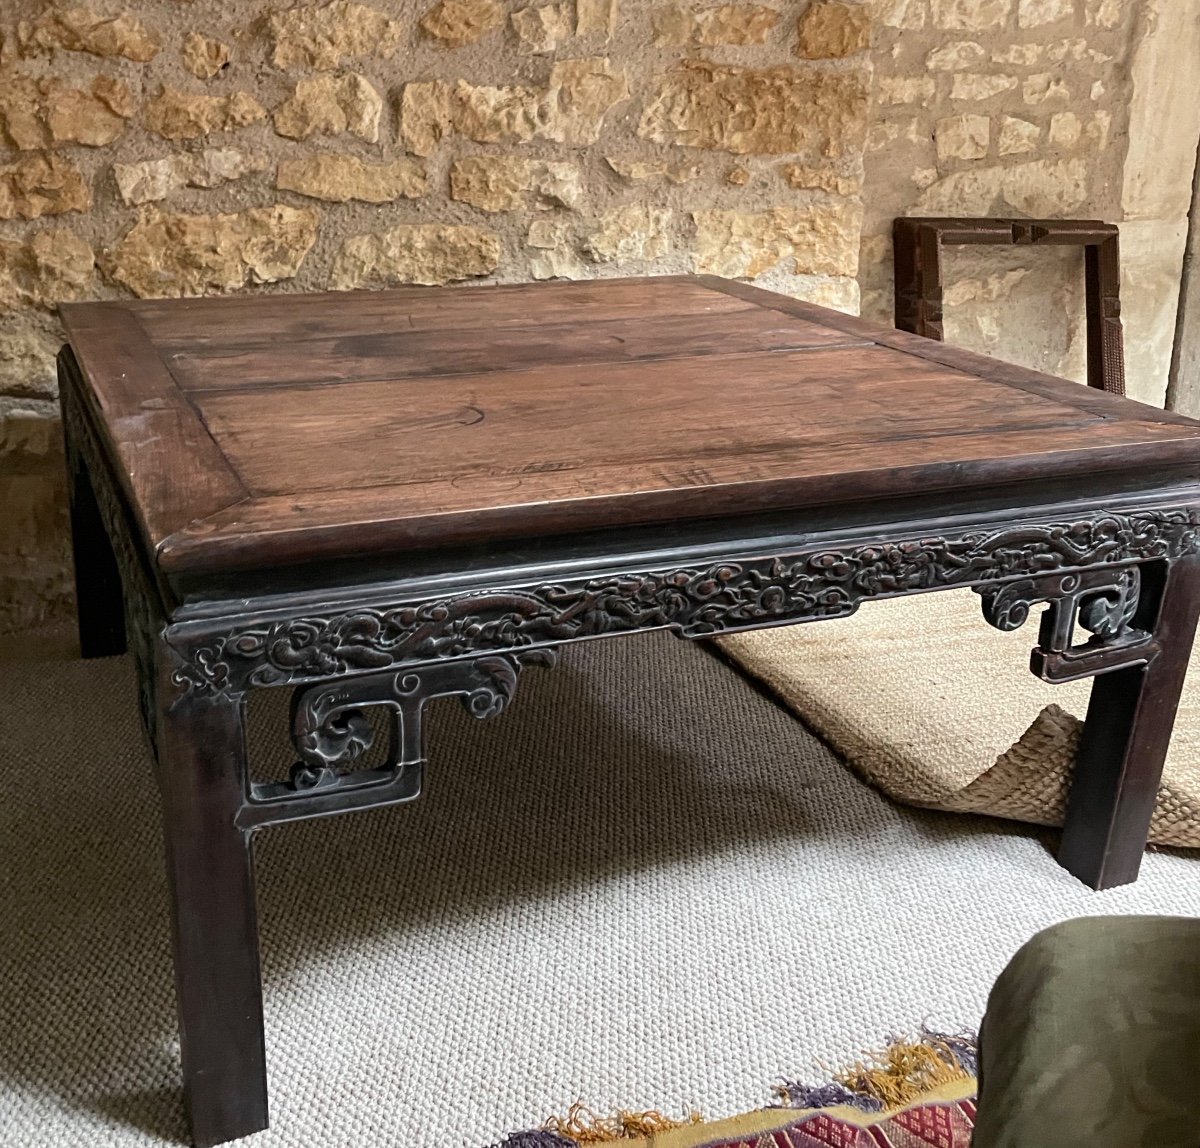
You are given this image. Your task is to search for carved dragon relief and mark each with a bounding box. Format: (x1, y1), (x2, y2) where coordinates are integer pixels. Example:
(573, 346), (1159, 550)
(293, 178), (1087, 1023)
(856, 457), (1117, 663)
(171, 510), (1200, 698)
(242, 648), (558, 819)
(977, 565), (1155, 683)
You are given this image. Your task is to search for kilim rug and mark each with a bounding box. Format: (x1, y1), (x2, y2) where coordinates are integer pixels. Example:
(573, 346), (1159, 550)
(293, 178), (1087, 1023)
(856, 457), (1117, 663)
(491, 1033), (977, 1148)
(717, 588), (1200, 849)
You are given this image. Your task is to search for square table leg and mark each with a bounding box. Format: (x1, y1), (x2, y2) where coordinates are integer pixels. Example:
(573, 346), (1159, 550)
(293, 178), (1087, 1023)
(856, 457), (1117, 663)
(1059, 555), (1200, 889)
(155, 677), (269, 1147)
(65, 431), (126, 659)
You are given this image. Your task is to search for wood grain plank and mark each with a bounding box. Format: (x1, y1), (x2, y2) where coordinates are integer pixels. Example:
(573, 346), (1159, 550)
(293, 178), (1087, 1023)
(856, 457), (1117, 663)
(190, 346), (1103, 497)
(133, 277), (756, 345)
(158, 418), (1200, 573)
(162, 309), (869, 392)
(57, 302), (248, 552)
(699, 275), (1200, 427)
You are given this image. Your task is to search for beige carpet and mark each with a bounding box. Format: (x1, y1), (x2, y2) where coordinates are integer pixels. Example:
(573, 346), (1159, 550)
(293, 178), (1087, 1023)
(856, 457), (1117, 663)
(3, 630), (1200, 1148)
(718, 588), (1200, 849)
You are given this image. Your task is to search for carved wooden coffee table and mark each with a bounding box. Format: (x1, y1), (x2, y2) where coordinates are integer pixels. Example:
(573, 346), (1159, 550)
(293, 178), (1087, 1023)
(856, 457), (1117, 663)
(59, 275), (1200, 1145)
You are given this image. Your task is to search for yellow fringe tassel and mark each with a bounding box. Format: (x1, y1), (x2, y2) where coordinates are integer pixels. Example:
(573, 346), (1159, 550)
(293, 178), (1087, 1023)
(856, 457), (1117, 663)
(543, 1101), (704, 1143)
(833, 1036), (972, 1112)
(542, 1035), (971, 1141)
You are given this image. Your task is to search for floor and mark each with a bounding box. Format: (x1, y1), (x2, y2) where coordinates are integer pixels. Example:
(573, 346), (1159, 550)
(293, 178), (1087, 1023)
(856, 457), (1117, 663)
(2, 627), (1198, 1147)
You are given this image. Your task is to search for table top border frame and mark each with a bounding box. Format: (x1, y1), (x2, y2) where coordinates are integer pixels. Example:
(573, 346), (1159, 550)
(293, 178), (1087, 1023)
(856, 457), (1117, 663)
(60, 276), (1200, 583)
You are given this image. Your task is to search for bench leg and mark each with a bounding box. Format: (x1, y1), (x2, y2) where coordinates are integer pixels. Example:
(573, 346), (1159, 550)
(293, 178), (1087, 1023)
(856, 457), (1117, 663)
(1059, 556), (1200, 890)
(157, 685), (268, 1147)
(65, 429), (126, 658)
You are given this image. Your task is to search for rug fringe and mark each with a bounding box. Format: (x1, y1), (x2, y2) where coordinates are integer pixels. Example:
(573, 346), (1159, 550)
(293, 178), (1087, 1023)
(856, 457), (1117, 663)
(491, 1133), (578, 1148)
(775, 1029), (978, 1114)
(541, 1101), (704, 1143)
(504, 1030), (978, 1147)
(835, 1030), (976, 1112)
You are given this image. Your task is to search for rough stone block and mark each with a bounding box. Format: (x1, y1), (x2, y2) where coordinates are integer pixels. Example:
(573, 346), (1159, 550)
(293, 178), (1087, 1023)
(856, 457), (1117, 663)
(1048, 111), (1080, 147)
(994, 43), (1041, 64)
(113, 149), (269, 206)
(584, 205), (673, 261)
(875, 0), (925, 27)
(526, 218), (585, 280)
(1018, 0), (1074, 26)
(332, 224), (501, 287)
(510, 4), (572, 53)
(0, 73), (134, 149)
(877, 76), (935, 104)
(277, 155), (427, 203)
(950, 73), (1017, 100)
(926, 40), (987, 69)
(1001, 156), (1088, 215)
(606, 156), (665, 181)
(930, 0), (1012, 29)
(1087, 0), (1120, 26)
(108, 205), (319, 297)
(1022, 73), (1070, 104)
(274, 74), (382, 142)
(0, 317), (62, 398)
(421, 0), (506, 46)
(269, 1), (403, 69)
(144, 87), (266, 141)
(400, 81), (453, 155)
(19, 6), (160, 61)
(401, 58), (628, 151)
(0, 153), (90, 220)
(542, 58), (630, 144)
(182, 32), (231, 79)
(795, 1), (872, 58)
(654, 4), (780, 46)
(935, 113), (989, 161)
(779, 164), (862, 195)
(640, 61), (869, 156)
(0, 229), (94, 310)
(997, 115), (1039, 155)
(693, 202), (861, 278)
(576, 0), (618, 36)
(915, 155), (1088, 215)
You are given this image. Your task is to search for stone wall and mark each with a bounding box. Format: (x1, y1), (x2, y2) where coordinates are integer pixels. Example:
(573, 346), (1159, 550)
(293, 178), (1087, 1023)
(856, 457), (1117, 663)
(860, 0), (1133, 389)
(0, 0), (1191, 633)
(861, 0), (1199, 411)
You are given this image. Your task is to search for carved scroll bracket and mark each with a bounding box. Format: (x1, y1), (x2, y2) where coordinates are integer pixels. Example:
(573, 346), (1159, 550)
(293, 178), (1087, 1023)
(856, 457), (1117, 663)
(236, 648), (557, 830)
(977, 565), (1157, 684)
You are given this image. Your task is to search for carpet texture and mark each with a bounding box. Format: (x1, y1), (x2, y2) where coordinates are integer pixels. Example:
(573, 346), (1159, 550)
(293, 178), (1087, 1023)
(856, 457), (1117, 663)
(718, 588), (1200, 848)
(2, 627), (1200, 1148)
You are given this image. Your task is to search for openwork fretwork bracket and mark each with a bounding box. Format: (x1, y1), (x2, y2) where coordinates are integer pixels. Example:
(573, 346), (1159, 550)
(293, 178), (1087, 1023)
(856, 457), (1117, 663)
(236, 648), (557, 830)
(977, 565), (1156, 684)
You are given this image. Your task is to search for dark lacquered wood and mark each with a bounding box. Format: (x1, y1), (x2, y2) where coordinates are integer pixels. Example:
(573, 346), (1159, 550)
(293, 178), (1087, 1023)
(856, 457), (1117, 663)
(57, 275), (1200, 1147)
(1060, 555), (1200, 887)
(155, 683), (267, 1148)
(60, 275), (1200, 578)
(64, 406), (127, 658)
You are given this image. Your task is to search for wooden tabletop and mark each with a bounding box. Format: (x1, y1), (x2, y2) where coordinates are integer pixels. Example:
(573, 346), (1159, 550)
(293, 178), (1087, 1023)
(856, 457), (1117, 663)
(61, 275), (1200, 576)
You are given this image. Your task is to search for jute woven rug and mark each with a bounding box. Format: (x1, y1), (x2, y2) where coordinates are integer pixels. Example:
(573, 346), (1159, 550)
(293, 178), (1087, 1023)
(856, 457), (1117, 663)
(4, 630), (1200, 1147)
(717, 588), (1200, 849)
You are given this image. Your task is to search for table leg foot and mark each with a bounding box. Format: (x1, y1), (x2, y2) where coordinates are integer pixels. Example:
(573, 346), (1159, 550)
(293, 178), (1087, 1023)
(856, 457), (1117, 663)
(157, 684), (268, 1146)
(1058, 557), (1200, 889)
